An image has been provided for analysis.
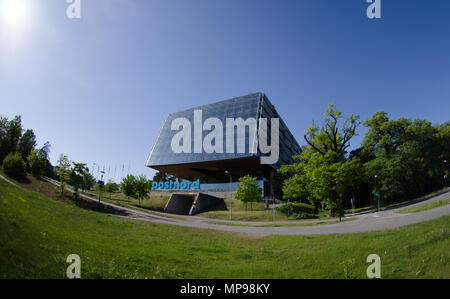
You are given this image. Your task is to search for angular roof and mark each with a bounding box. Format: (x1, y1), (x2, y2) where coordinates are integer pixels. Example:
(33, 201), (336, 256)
(146, 92), (301, 170)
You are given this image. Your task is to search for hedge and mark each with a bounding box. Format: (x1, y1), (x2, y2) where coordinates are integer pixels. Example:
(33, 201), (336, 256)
(279, 202), (315, 215)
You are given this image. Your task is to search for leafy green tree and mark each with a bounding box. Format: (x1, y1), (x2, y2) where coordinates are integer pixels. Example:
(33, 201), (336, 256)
(304, 104), (360, 158)
(69, 163), (89, 200)
(105, 180), (119, 199)
(57, 155), (71, 198)
(305, 152), (343, 218)
(18, 129), (37, 166)
(83, 172), (96, 191)
(135, 175), (150, 206)
(281, 105), (364, 217)
(235, 175), (262, 210)
(0, 116), (8, 150)
(280, 152), (313, 204)
(120, 174), (136, 202)
(0, 115), (22, 162)
(362, 112), (449, 203)
(153, 171), (170, 181)
(362, 112), (410, 157)
(2, 152), (27, 180)
(37, 141), (56, 179)
(336, 157), (366, 207)
(27, 149), (46, 177)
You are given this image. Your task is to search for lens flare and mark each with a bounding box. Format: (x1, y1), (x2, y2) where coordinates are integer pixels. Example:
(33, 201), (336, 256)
(1, 0), (28, 27)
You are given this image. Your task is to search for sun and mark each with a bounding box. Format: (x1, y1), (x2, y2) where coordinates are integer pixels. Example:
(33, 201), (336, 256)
(1, 0), (28, 27)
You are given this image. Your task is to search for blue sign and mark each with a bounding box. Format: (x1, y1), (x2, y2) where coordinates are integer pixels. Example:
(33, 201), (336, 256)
(152, 179), (200, 191)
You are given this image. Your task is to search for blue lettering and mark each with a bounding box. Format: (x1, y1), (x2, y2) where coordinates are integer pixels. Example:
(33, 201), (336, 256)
(192, 179), (200, 190)
(152, 179), (201, 190)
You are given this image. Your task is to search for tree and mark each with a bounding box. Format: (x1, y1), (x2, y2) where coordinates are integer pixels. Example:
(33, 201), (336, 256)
(0, 116), (8, 151)
(280, 152), (313, 204)
(304, 104), (360, 158)
(37, 141), (56, 179)
(135, 175), (151, 206)
(69, 163), (89, 200)
(280, 105), (364, 218)
(306, 152), (342, 218)
(2, 152), (27, 180)
(27, 149), (46, 177)
(362, 112), (411, 157)
(362, 112), (449, 203)
(18, 129), (37, 166)
(83, 172), (96, 191)
(40, 141), (51, 160)
(0, 115), (22, 163)
(105, 180), (119, 199)
(120, 174), (136, 202)
(235, 175), (262, 210)
(57, 155), (71, 198)
(153, 171), (170, 182)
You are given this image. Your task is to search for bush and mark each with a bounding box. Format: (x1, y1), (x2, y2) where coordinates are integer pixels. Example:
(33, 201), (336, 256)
(279, 202), (315, 216)
(27, 149), (45, 177)
(2, 152), (27, 179)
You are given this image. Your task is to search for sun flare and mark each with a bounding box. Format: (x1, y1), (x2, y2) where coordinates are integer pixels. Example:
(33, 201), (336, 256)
(1, 0), (28, 27)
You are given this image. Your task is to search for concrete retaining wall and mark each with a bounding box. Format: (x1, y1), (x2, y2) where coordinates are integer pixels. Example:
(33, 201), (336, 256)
(189, 193), (227, 215)
(164, 193), (227, 215)
(164, 194), (196, 215)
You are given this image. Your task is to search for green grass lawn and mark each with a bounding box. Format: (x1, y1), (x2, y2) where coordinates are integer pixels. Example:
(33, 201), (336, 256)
(397, 198), (450, 214)
(83, 189), (170, 212)
(194, 200), (326, 222)
(198, 204), (290, 222)
(0, 178), (449, 279)
(91, 188), (321, 222)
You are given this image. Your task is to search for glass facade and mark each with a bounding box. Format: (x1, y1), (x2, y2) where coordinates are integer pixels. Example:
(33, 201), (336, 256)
(146, 92), (301, 170)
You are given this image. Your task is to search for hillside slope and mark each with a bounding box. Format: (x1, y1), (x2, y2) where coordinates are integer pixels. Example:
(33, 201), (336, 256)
(0, 178), (449, 278)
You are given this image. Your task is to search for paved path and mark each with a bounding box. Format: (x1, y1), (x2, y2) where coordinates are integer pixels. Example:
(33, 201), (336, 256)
(2, 174), (449, 236)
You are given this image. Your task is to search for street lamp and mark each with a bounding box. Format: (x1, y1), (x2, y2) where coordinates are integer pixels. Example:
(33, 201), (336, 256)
(99, 170), (105, 202)
(225, 171), (232, 220)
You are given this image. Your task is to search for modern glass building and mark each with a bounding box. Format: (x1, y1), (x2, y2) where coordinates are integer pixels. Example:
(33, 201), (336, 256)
(146, 92), (301, 197)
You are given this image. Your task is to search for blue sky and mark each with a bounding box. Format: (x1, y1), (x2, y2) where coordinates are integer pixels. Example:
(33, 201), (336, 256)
(1, 0), (449, 182)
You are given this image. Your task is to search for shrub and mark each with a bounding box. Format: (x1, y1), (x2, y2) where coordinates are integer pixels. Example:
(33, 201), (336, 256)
(2, 152), (27, 179)
(27, 149), (45, 177)
(279, 202), (315, 215)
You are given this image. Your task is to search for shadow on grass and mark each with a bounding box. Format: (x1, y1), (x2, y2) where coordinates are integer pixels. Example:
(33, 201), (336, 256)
(5, 174), (31, 184)
(72, 196), (130, 217)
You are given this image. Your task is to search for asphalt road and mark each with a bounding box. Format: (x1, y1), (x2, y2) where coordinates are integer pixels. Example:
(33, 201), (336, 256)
(3, 174), (449, 236)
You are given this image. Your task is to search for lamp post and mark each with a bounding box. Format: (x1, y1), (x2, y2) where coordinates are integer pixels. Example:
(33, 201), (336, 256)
(99, 170), (105, 202)
(225, 171), (232, 220)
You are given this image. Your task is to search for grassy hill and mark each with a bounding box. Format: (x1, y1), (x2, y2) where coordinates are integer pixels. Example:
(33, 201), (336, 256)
(0, 177), (449, 279)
